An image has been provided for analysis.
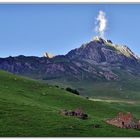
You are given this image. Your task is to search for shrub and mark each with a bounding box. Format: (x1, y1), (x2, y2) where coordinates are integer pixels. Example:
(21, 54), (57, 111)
(66, 87), (80, 95)
(55, 85), (59, 88)
(86, 96), (89, 99)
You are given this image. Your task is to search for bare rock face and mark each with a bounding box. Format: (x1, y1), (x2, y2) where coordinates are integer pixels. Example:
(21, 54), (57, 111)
(43, 52), (55, 58)
(66, 37), (139, 65)
(0, 36), (140, 81)
(103, 71), (119, 80)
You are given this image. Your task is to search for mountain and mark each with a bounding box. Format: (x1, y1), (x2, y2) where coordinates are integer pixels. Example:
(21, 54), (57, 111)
(0, 36), (140, 81)
(0, 37), (140, 99)
(65, 36), (140, 80)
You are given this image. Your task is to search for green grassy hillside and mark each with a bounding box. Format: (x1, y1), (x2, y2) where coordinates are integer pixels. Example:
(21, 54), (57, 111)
(46, 71), (140, 101)
(0, 70), (140, 136)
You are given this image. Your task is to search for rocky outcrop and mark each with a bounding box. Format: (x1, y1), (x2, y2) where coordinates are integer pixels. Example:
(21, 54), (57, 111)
(43, 52), (55, 58)
(60, 108), (88, 120)
(106, 112), (140, 129)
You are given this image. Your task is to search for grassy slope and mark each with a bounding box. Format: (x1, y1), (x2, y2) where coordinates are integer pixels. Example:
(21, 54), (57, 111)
(46, 73), (140, 101)
(0, 70), (140, 136)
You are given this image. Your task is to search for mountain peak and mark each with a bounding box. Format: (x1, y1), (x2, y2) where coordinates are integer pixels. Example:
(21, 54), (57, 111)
(92, 36), (139, 60)
(66, 36), (140, 66)
(92, 36), (113, 44)
(93, 36), (105, 42)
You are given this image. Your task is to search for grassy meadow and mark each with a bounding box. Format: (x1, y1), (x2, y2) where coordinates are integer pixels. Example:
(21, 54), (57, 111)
(0, 70), (140, 136)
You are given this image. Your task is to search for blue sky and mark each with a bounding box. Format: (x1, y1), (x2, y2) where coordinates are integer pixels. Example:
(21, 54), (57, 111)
(0, 4), (140, 57)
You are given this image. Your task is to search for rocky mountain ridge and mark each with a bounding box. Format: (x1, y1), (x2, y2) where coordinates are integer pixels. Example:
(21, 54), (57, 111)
(0, 37), (140, 81)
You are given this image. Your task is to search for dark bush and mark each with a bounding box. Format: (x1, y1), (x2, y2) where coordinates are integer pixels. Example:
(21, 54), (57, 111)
(86, 96), (89, 99)
(55, 85), (59, 88)
(66, 87), (80, 95)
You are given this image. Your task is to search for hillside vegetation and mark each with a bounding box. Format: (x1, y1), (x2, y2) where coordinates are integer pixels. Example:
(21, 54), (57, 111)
(0, 70), (140, 136)
(46, 70), (140, 101)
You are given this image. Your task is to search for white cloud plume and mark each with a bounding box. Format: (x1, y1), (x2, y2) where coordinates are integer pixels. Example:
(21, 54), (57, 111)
(95, 10), (107, 38)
